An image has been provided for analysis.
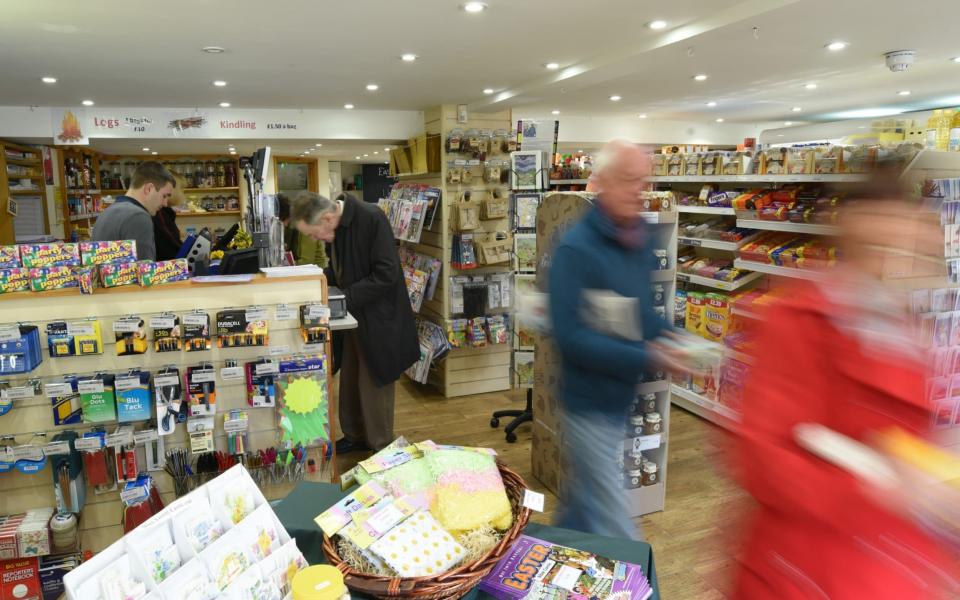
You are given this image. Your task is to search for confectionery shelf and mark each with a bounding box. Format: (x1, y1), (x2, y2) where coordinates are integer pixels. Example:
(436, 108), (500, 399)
(676, 270), (764, 291)
(648, 174), (870, 183)
(670, 385), (739, 430)
(733, 259), (831, 281)
(677, 206), (736, 215)
(735, 218), (840, 236)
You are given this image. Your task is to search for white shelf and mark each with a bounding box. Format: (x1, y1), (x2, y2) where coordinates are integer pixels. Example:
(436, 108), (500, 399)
(677, 205), (736, 215)
(640, 211), (677, 224)
(550, 178), (588, 185)
(733, 259), (830, 281)
(650, 269), (676, 283)
(731, 305), (761, 320)
(650, 174), (869, 183)
(677, 237), (740, 251)
(69, 213), (99, 222)
(671, 385), (739, 428)
(736, 218), (840, 236)
(637, 380), (669, 395)
(676, 270), (763, 291)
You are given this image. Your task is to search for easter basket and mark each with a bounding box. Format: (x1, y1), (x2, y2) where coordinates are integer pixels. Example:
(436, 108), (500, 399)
(322, 460), (531, 599)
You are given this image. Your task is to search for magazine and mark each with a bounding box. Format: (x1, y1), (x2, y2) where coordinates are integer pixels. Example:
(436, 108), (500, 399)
(480, 535), (653, 600)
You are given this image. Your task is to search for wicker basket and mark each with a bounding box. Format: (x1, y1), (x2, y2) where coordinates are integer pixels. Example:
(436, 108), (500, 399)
(322, 460), (532, 599)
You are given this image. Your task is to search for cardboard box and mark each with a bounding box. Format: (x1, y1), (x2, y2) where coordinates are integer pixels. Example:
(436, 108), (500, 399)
(79, 240), (137, 267)
(19, 244), (80, 269)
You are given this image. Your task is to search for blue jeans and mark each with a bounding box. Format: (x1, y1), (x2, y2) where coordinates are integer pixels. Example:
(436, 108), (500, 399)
(555, 410), (642, 540)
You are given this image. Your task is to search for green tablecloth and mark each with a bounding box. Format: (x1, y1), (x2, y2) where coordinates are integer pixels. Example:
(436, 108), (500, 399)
(273, 481), (660, 599)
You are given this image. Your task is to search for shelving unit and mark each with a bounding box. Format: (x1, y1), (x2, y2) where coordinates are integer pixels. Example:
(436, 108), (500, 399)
(735, 218), (840, 236)
(57, 148), (103, 240)
(1, 141), (50, 244)
(677, 206), (735, 215)
(650, 174), (870, 183)
(733, 259), (830, 281)
(676, 270), (764, 291)
(670, 385), (739, 429)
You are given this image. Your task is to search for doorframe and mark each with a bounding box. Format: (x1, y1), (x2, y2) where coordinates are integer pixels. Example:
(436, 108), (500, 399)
(272, 156), (319, 195)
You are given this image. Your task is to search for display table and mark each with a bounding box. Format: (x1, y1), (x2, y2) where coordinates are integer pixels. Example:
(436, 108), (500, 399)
(273, 481), (660, 599)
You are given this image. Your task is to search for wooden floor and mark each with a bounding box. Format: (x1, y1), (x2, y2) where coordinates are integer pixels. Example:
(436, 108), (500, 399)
(338, 379), (751, 600)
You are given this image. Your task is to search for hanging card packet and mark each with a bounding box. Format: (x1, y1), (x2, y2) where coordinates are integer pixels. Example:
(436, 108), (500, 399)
(116, 371), (152, 423)
(276, 356), (329, 448)
(79, 374), (116, 423)
(187, 365), (217, 417)
(114, 317), (148, 356)
(183, 312), (211, 352)
(50, 377), (81, 426)
(155, 368), (183, 436)
(151, 314), (182, 353)
(246, 359), (278, 408)
(314, 480), (387, 537)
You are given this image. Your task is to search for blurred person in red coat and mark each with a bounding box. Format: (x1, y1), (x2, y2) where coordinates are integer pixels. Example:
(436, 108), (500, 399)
(732, 191), (960, 599)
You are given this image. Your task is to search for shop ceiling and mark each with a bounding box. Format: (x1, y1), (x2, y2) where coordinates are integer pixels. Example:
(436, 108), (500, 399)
(1, 0), (959, 128)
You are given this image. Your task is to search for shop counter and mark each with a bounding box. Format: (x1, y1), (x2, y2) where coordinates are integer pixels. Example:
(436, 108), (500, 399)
(273, 481), (660, 599)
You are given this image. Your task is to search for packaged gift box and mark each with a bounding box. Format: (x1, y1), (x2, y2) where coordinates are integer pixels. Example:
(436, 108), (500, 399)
(29, 267), (78, 292)
(138, 259), (189, 287)
(80, 240), (137, 267)
(99, 262), (139, 288)
(0, 269), (30, 294)
(19, 243), (80, 269)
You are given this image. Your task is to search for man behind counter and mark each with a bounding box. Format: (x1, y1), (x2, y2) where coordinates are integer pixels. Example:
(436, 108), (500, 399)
(92, 161), (175, 261)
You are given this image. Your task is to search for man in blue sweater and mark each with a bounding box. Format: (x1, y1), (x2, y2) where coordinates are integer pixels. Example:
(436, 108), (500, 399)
(92, 161), (175, 261)
(549, 140), (679, 539)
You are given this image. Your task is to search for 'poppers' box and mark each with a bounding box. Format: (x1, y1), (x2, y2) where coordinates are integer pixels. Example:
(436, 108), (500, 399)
(138, 259), (189, 287)
(79, 240), (137, 267)
(28, 267), (78, 292)
(0, 246), (20, 269)
(0, 269), (30, 294)
(98, 262), (139, 288)
(19, 243), (80, 269)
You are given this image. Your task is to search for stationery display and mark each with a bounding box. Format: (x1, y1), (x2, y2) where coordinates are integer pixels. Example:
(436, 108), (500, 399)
(276, 356), (329, 448)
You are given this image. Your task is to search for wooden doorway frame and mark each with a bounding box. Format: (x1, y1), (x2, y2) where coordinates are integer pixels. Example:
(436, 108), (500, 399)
(272, 156), (318, 196)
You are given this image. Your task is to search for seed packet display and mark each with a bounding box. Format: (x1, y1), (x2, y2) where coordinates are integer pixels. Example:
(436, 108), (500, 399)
(116, 371), (152, 423)
(187, 365), (217, 417)
(276, 356), (329, 448)
(152, 314), (182, 352)
(217, 309), (269, 348)
(184, 313), (211, 352)
(155, 368), (184, 436)
(114, 317), (148, 356)
(246, 359), (278, 408)
(79, 374), (116, 424)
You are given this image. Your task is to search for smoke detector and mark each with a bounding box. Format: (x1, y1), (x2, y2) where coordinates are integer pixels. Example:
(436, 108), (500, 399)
(884, 50), (915, 72)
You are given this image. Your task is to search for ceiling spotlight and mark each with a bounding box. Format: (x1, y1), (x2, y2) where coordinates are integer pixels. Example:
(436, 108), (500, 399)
(647, 20), (667, 30)
(366, 83), (379, 91)
(462, 2), (487, 12)
(384, 147), (391, 151)
(151, 151), (158, 155)
(229, 151), (237, 155)
(355, 156), (361, 160)
(299, 153), (305, 157)
(792, 106), (803, 112)
(81, 100), (94, 106)
(898, 90), (912, 96)
(804, 83), (818, 90)
(706, 101), (717, 107)
(315, 143), (323, 147)
(715, 118), (725, 123)
(142, 147), (150, 152)
(784, 121), (793, 126)
(483, 88), (494, 95)
(551, 110), (560, 115)
(344, 104), (354, 109)
(201, 46), (226, 54)
(219, 102), (231, 107)
(545, 62), (560, 70)
(609, 95), (622, 101)
(212, 80), (227, 87)
(41, 76), (57, 84)
(400, 53), (418, 62)
(374, 151), (379, 154)
(693, 74), (708, 81)
(953, 56), (960, 63)
(363, 154), (369, 157)
(826, 41), (848, 51)
(637, 113), (647, 119)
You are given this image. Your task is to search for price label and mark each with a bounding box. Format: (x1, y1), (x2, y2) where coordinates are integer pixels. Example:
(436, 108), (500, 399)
(44, 382), (73, 398)
(183, 314), (208, 326)
(1, 386), (34, 400)
(149, 317), (176, 329)
(106, 431), (134, 447)
(42, 441), (71, 456)
(120, 486), (148, 504)
(12, 446), (43, 461)
(112, 319), (140, 333)
(676, 273), (690, 283)
(0, 326), (21, 343)
(307, 305), (330, 319)
(275, 304), (296, 321)
(0, 447), (12, 462)
(303, 343), (324, 354)
(154, 374), (180, 388)
(245, 308), (268, 321)
(467, 159), (481, 166)
(681, 238), (702, 247)
(191, 370), (216, 384)
(269, 345), (290, 357)
(133, 430), (159, 444)
(77, 379), (104, 394)
(115, 376), (141, 391)
(74, 437), (103, 451)
(223, 419), (249, 433)
(220, 367), (244, 381)
(632, 434), (662, 453)
(255, 362), (279, 376)
(67, 322), (94, 335)
(522, 489), (545, 512)
(189, 430), (214, 454)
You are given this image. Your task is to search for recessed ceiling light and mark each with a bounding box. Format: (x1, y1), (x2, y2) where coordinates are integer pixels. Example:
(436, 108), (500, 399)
(545, 62), (560, 70)
(777, 134), (785, 137)
(213, 80), (227, 87)
(826, 41), (848, 51)
(953, 56), (960, 63)
(315, 143), (323, 147)
(81, 100), (94, 106)
(299, 153), (305, 157)
(637, 113), (647, 119)
(462, 2), (487, 12)
(609, 95), (622, 101)
(483, 88), (494, 95)
(374, 151), (379, 154)
(229, 151), (236, 155)
(151, 151), (158, 155)
(706, 101), (717, 107)
(715, 118), (725, 123)
(784, 121), (793, 126)
(201, 46), (226, 54)
(898, 90), (911, 96)
(142, 147), (150, 152)
(647, 20), (667, 30)
(693, 74), (708, 81)
(344, 103), (354, 109)
(400, 53), (418, 62)
(219, 102), (231, 107)
(792, 106), (803, 112)
(41, 76), (57, 84)
(804, 83), (818, 90)
(551, 110), (560, 115)
(355, 156), (361, 160)
(363, 154), (369, 157)
(366, 83), (379, 91)
(384, 147), (390, 151)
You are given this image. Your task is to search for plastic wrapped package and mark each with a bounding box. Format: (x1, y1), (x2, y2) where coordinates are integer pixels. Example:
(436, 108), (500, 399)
(424, 448), (513, 533)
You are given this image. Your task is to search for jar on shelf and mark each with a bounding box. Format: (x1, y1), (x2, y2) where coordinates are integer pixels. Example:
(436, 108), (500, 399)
(225, 161), (238, 187)
(624, 450), (644, 468)
(216, 161), (227, 188)
(643, 412), (663, 435)
(626, 468), (643, 489)
(215, 195), (226, 211)
(227, 194), (240, 211)
(642, 462), (659, 486)
(651, 284), (665, 307)
(193, 160), (204, 187)
(205, 160), (216, 187)
(640, 393), (657, 413)
(628, 415), (645, 437)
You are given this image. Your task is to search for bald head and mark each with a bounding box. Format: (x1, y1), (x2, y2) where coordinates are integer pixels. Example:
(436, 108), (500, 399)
(592, 140), (651, 224)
